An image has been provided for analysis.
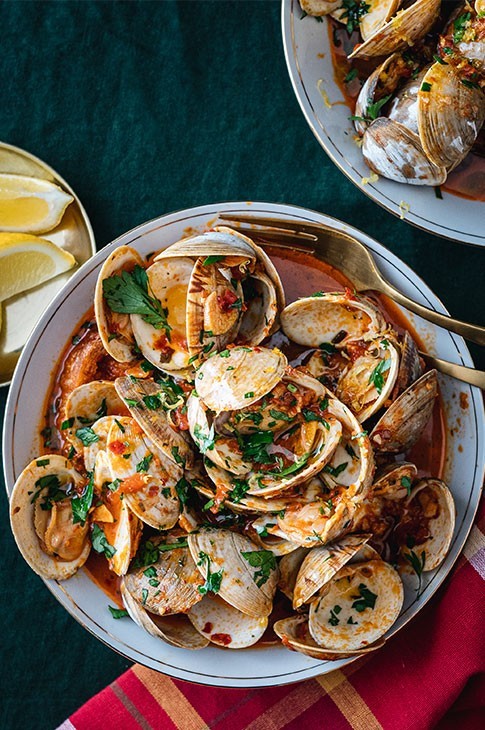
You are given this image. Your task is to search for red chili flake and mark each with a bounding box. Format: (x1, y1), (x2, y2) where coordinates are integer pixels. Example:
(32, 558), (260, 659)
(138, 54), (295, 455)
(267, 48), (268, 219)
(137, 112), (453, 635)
(344, 286), (357, 301)
(108, 440), (126, 455)
(210, 633), (232, 646)
(217, 289), (238, 313)
(203, 622), (213, 633)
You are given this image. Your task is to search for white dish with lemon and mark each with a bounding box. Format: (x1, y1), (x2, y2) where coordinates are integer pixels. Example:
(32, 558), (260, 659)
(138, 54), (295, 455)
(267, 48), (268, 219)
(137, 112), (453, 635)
(0, 143), (95, 384)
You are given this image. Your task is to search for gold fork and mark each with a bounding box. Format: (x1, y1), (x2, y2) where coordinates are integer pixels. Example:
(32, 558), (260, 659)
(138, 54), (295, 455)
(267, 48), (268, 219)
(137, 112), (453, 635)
(219, 213), (485, 390)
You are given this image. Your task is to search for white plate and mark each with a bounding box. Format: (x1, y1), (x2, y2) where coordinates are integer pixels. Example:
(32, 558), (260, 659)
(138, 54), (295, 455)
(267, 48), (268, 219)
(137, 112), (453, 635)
(4, 201), (484, 687)
(281, 1), (485, 247)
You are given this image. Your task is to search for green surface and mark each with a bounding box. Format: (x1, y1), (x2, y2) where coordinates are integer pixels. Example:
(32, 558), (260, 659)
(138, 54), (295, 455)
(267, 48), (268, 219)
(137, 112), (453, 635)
(0, 1), (483, 728)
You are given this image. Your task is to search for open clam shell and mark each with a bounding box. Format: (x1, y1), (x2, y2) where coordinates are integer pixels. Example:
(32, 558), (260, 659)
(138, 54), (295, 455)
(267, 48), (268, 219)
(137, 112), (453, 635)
(278, 547), (309, 601)
(188, 527), (278, 618)
(348, 0), (441, 59)
(359, 0), (402, 42)
(394, 331), (422, 397)
(417, 62), (485, 170)
(300, 0), (341, 15)
(387, 69), (428, 136)
(63, 380), (127, 450)
(195, 346), (287, 412)
(249, 515), (302, 556)
(274, 614), (385, 660)
(354, 53), (402, 136)
(238, 269), (279, 345)
(130, 257), (194, 373)
(10, 455), (91, 580)
(123, 535), (204, 614)
(153, 228), (257, 267)
(398, 478), (455, 571)
(362, 118), (447, 185)
(94, 489), (142, 576)
(335, 337), (399, 423)
(277, 498), (355, 547)
(115, 375), (193, 467)
(281, 292), (385, 348)
(120, 581), (209, 649)
(308, 560), (404, 650)
(293, 533), (371, 609)
(370, 369), (438, 453)
(371, 461), (417, 500)
(95, 245), (144, 362)
(188, 593), (268, 648)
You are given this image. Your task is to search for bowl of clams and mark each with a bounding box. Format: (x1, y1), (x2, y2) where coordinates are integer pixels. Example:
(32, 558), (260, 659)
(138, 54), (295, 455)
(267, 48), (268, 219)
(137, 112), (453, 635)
(5, 201), (484, 687)
(282, 0), (485, 245)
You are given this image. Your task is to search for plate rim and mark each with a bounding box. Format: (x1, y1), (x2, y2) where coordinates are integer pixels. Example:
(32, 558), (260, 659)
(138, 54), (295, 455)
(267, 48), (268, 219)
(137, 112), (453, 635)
(280, 0), (485, 248)
(4, 199), (484, 687)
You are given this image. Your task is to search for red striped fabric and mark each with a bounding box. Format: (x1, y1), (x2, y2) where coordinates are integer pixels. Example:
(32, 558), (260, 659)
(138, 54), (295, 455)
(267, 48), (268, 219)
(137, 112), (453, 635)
(59, 499), (485, 730)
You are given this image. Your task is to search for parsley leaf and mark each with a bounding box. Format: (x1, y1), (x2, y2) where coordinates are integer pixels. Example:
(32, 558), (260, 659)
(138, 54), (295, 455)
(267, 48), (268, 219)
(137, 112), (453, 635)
(136, 454), (153, 473)
(197, 551), (223, 594)
(102, 265), (171, 338)
(108, 605), (129, 619)
(75, 427), (100, 446)
(351, 583), (377, 612)
(71, 472), (94, 525)
(91, 524), (116, 559)
(404, 549), (426, 596)
(368, 358), (391, 394)
(241, 549), (277, 588)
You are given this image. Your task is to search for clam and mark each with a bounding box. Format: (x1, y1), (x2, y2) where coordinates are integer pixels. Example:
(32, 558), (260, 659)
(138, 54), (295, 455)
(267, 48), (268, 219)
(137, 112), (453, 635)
(83, 415), (120, 473)
(299, 0), (341, 15)
(371, 461), (417, 499)
(308, 560), (404, 650)
(348, 0), (441, 60)
(397, 478), (455, 571)
(62, 380), (127, 451)
(249, 515), (302, 556)
(120, 581), (209, 649)
(273, 614), (385, 660)
(387, 70), (428, 136)
(104, 417), (182, 531)
(417, 62), (485, 170)
(10, 455), (91, 580)
(362, 118), (447, 185)
(354, 53), (405, 136)
(276, 498), (355, 547)
(370, 369), (438, 453)
(94, 245), (144, 362)
(188, 527), (278, 618)
(194, 345), (287, 413)
(188, 594), (268, 648)
(393, 331), (422, 397)
(359, 0), (402, 42)
(153, 227), (257, 265)
(115, 375), (193, 468)
(278, 547), (309, 601)
(93, 488), (142, 576)
(123, 535), (204, 614)
(292, 533), (371, 608)
(281, 292), (385, 349)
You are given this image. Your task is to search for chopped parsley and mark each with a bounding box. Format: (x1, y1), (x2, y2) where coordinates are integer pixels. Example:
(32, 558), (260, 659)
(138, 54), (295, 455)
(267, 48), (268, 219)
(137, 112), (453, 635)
(351, 583), (377, 612)
(143, 394), (162, 410)
(202, 255), (225, 266)
(136, 454), (153, 473)
(102, 265), (171, 338)
(108, 605), (129, 619)
(328, 605), (342, 626)
(91, 524), (116, 559)
(75, 427), (100, 446)
(368, 358), (391, 394)
(61, 417), (75, 430)
(241, 549), (276, 588)
(197, 551), (223, 594)
(228, 478), (250, 503)
(453, 12), (471, 44)
(420, 82), (432, 92)
(401, 476), (412, 496)
(71, 472), (94, 525)
(340, 0), (370, 34)
(404, 548), (426, 595)
(323, 462), (348, 478)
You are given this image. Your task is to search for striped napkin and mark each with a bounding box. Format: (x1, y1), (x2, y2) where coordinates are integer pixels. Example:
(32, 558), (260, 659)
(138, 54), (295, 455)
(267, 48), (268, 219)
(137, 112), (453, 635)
(58, 500), (485, 730)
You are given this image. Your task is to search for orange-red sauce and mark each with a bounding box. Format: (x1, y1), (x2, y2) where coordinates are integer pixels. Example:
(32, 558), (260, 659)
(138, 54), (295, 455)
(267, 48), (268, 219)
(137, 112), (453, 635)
(43, 243), (447, 611)
(327, 20), (485, 202)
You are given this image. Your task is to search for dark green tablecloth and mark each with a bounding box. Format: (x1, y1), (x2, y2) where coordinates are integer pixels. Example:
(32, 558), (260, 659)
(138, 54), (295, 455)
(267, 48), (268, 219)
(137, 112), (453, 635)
(0, 2), (483, 728)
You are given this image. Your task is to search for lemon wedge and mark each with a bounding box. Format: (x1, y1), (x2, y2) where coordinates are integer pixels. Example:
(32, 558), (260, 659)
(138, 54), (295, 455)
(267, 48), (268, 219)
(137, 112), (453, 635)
(0, 232), (76, 301)
(0, 173), (74, 234)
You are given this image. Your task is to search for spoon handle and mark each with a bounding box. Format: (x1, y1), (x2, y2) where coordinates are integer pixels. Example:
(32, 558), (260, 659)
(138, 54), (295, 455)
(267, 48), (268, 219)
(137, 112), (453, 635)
(419, 352), (485, 390)
(380, 279), (485, 346)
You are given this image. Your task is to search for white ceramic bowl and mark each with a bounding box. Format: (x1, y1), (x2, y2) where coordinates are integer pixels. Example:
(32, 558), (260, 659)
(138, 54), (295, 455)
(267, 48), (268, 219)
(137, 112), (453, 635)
(4, 201), (484, 687)
(282, 0), (485, 247)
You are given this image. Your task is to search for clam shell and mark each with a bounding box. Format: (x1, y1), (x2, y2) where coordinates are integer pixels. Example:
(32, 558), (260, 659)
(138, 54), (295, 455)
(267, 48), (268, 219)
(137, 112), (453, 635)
(417, 62), (485, 169)
(360, 0), (402, 41)
(188, 593), (268, 648)
(300, 0), (341, 15)
(370, 369), (438, 453)
(362, 118), (447, 185)
(238, 270), (279, 345)
(115, 375), (193, 468)
(274, 615), (385, 660)
(335, 337), (399, 422)
(188, 527), (278, 618)
(399, 478), (455, 571)
(281, 293), (385, 348)
(120, 581), (209, 649)
(278, 547), (309, 601)
(249, 515), (302, 556)
(63, 380), (127, 450)
(154, 228), (257, 266)
(10, 455), (90, 580)
(195, 346), (287, 412)
(388, 69), (428, 136)
(130, 256), (194, 373)
(277, 498), (355, 547)
(186, 258), (242, 360)
(308, 560), (404, 650)
(123, 536), (204, 614)
(354, 53), (402, 136)
(95, 490), (142, 576)
(83, 416), (120, 473)
(371, 461), (417, 499)
(94, 245), (143, 362)
(293, 533), (371, 609)
(394, 331), (423, 396)
(348, 0), (441, 59)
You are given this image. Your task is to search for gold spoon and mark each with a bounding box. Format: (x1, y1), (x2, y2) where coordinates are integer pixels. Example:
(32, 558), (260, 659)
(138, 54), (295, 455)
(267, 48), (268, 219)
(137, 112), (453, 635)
(219, 213), (485, 389)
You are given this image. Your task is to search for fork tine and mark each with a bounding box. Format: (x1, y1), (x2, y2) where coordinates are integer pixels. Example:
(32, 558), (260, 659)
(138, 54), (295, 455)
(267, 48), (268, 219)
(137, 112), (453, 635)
(218, 214), (319, 242)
